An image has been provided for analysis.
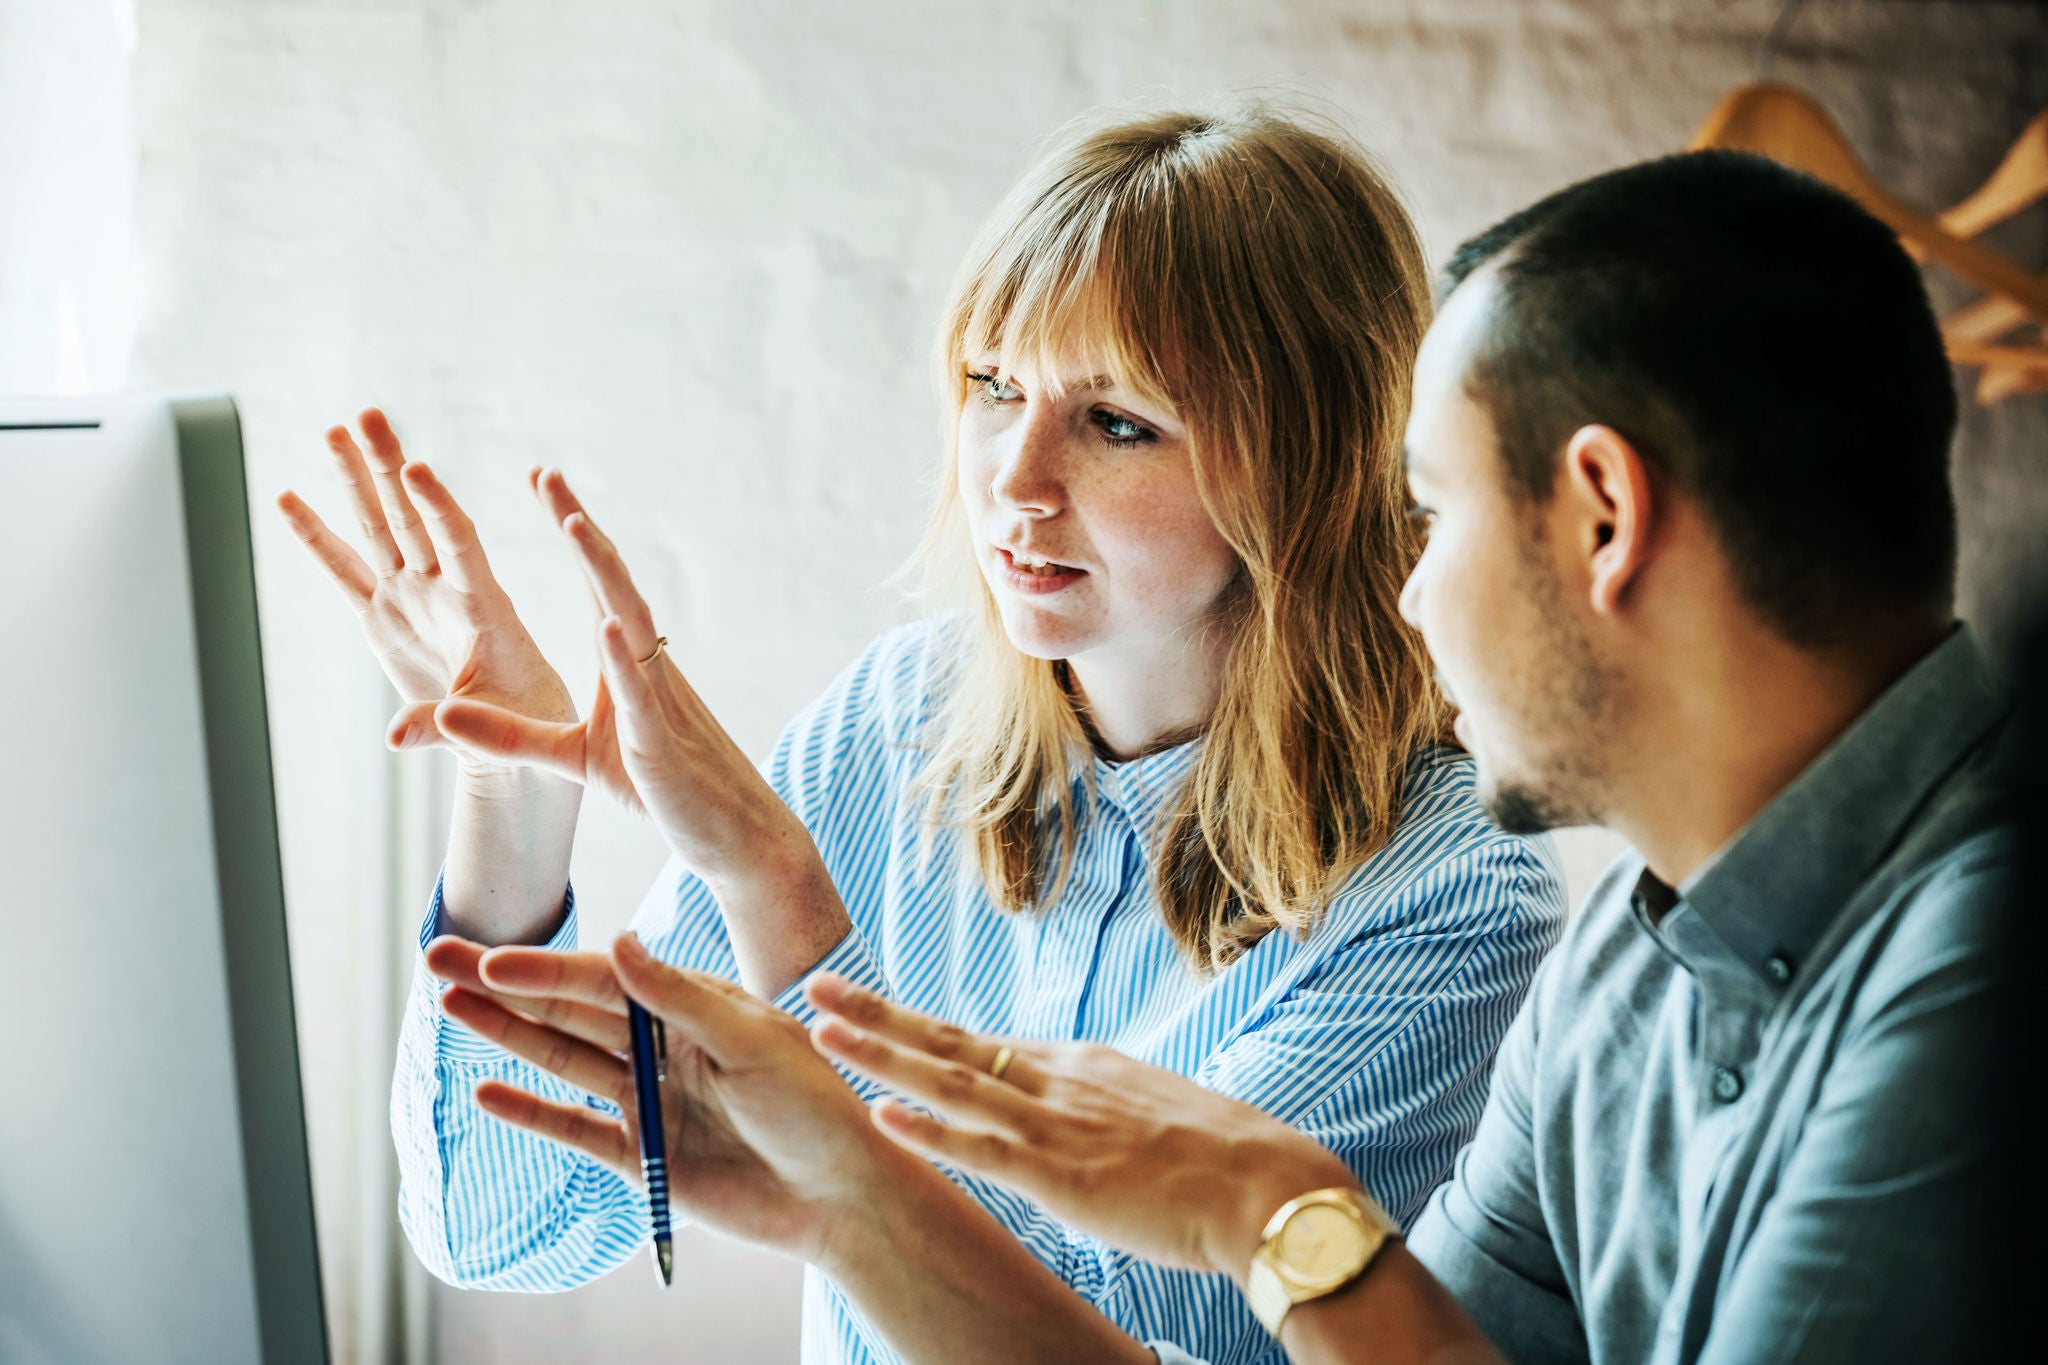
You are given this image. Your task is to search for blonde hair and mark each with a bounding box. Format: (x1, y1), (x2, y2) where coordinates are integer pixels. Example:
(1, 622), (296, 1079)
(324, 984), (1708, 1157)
(914, 105), (1447, 972)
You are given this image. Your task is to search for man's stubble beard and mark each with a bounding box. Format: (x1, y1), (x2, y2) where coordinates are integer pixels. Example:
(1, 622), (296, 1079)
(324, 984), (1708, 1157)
(1475, 534), (1618, 836)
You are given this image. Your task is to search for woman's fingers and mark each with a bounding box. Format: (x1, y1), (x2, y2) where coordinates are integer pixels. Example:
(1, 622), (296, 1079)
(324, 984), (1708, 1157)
(473, 1079), (633, 1171)
(595, 617), (666, 730)
(811, 1017), (1049, 1128)
(609, 933), (782, 1070)
(386, 700), (447, 752)
(356, 408), (438, 573)
(434, 697), (589, 783)
(324, 424), (404, 575)
(477, 945), (630, 1012)
(275, 489), (377, 605)
(441, 985), (632, 1105)
(528, 467), (659, 653)
(562, 512), (661, 657)
(805, 973), (1041, 1093)
(400, 461), (495, 596)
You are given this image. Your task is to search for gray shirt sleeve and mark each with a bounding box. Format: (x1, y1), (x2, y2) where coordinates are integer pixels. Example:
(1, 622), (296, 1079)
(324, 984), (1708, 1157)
(1407, 964), (1588, 1365)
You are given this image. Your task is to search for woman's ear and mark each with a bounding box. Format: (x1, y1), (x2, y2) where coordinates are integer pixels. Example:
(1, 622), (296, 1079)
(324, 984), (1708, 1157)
(1560, 424), (1655, 617)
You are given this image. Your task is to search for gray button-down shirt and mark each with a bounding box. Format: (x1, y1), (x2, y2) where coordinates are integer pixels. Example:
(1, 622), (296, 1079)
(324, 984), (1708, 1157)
(1409, 627), (2012, 1363)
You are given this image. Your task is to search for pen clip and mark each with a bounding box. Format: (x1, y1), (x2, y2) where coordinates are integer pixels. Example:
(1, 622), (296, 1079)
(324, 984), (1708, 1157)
(653, 1017), (668, 1084)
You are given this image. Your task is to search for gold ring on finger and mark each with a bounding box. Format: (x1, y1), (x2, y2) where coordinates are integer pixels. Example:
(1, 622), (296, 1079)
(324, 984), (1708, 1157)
(987, 1045), (1016, 1083)
(637, 635), (668, 667)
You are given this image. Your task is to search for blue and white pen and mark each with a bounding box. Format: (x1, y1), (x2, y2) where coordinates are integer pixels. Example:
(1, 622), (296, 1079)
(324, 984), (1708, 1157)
(626, 998), (673, 1286)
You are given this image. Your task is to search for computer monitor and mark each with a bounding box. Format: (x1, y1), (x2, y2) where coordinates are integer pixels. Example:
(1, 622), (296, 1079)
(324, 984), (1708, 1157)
(0, 395), (327, 1365)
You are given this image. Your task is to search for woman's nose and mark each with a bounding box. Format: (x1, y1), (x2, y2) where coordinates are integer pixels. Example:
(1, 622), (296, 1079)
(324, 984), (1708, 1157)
(987, 404), (1066, 516)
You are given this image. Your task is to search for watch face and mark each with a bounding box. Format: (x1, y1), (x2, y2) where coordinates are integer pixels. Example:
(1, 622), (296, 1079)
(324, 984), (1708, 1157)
(1276, 1203), (1364, 1283)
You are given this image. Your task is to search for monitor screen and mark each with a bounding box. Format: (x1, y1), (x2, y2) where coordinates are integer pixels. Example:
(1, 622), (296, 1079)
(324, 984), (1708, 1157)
(0, 395), (327, 1365)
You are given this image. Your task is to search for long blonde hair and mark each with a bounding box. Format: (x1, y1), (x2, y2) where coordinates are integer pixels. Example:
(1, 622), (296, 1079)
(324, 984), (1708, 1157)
(914, 105), (1446, 972)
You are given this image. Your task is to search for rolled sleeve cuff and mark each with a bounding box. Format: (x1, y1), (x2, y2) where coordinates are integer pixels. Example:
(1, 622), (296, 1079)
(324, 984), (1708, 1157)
(1148, 1342), (1210, 1365)
(770, 921), (890, 1027)
(417, 872), (579, 1066)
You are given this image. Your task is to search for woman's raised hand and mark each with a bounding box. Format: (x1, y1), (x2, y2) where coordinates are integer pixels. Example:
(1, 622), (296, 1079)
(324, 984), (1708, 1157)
(276, 408), (577, 765)
(428, 468), (816, 898)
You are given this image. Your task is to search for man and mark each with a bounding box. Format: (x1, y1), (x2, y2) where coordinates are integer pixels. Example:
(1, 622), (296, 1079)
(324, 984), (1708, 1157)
(438, 150), (2011, 1363)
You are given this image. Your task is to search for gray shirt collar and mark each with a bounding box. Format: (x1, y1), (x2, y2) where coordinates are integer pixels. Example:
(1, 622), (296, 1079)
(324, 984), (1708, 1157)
(1631, 625), (2005, 988)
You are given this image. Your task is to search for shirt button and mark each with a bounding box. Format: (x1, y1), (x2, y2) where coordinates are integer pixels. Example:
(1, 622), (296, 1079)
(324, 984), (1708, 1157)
(1711, 1067), (1744, 1103)
(1763, 954), (1793, 984)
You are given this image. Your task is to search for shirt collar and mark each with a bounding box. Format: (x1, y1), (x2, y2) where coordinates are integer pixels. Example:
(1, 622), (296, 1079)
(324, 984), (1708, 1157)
(1085, 736), (1204, 842)
(1644, 625), (2005, 987)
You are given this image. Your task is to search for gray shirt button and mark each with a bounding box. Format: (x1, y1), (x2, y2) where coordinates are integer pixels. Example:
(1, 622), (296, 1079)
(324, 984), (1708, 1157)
(1764, 954), (1793, 983)
(1711, 1066), (1744, 1103)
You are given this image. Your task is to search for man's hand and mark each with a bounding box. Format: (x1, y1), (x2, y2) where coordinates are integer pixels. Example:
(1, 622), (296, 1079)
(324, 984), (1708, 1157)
(806, 972), (1360, 1283)
(427, 933), (899, 1265)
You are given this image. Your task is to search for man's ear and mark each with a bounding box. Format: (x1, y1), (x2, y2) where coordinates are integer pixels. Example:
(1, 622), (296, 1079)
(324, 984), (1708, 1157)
(1559, 424), (1654, 617)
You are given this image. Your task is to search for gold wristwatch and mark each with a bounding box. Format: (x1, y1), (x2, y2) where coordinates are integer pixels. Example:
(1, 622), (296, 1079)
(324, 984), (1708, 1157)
(1244, 1186), (1401, 1336)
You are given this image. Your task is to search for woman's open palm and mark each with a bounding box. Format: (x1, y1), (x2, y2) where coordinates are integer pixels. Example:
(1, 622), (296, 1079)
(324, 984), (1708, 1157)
(277, 408), (577, 759)
(423, 469), (810, 890)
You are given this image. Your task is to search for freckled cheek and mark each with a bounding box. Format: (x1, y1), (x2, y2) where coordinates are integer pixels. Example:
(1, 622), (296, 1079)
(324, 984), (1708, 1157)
(1087, 475), (1236, 613)
(953, 415), (997, 524)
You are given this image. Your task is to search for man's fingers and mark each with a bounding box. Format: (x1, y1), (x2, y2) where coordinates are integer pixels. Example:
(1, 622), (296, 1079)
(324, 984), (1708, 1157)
(476, 945), (629, 1011)
(871, 1098), (1040, 1187)
(356, 408), (438, 573)
(610, 934), (780, 1069)
(434, 698), (588, 783)
(805, 973), (1039, 1092)
(401, 461), (496, 597)
(276, 490), (377, 605)
(812, 1017), (1049, 1128)
(474, 1079), (633, 1172)
(441, 986), (631, 1105)
(324, 425), (403, 575)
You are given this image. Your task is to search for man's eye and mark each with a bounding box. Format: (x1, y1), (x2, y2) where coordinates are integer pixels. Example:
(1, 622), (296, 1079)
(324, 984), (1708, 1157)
(968, 370), (1023, 403)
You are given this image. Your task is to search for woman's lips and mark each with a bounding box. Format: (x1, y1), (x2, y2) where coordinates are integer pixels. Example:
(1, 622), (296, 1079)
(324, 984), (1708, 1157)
(997, 548), (1087, 595)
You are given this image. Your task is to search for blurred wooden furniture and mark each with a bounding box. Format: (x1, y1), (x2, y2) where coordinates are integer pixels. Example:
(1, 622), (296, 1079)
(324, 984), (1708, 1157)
(1692, 82), (2048, 403)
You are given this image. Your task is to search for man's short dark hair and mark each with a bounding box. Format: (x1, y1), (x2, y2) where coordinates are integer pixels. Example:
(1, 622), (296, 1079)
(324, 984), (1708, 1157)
(1445, 150), (1958, 647)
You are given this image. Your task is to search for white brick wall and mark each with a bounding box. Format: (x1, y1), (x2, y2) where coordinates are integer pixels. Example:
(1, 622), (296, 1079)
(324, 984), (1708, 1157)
(128, 2), (2048, 1360)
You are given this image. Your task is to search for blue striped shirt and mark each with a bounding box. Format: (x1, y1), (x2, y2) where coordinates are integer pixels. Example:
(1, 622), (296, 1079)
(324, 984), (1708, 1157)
(392, 618), (1566, 1365)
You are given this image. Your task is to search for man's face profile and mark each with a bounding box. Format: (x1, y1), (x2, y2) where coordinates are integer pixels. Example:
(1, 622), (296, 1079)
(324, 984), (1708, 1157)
(1399, 271), (1613, 835)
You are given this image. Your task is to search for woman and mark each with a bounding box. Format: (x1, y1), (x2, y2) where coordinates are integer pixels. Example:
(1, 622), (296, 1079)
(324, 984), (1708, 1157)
(280, 105), (1563, 1364)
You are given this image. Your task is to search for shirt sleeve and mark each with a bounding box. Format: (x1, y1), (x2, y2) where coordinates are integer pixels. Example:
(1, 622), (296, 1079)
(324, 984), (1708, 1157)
(1690, 846), (2005, 1365)
(390, 874), (648, 1290)
(1406, 943), (1588, 1365)
(1022, 830), (1564, 1365)
(389, 626), (925, 1290)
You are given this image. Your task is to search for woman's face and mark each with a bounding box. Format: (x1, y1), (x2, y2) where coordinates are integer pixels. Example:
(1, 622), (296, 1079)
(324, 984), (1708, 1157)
(955, 348), (1239, 671)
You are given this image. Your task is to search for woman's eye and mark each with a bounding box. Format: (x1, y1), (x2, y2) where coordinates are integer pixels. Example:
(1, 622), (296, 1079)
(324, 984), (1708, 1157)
(1407, 504), (1437, 534)
(1092, 409), (1154, 447)
(968, 370), (1023, 404)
